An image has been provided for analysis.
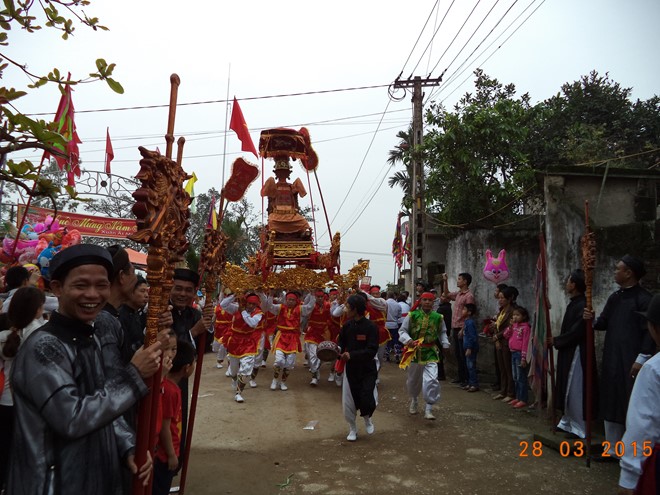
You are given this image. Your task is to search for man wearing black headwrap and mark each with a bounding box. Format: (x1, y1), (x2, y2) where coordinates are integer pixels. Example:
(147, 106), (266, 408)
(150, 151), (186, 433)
(169, 267), (214, 460)
(8, 244), (162, 495)
(585, 255), (653, 447)
(553, 269), (598, 438)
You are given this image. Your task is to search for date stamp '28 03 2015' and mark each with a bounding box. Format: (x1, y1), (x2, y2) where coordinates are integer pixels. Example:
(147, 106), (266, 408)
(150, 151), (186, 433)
(519, 440), (654, 458)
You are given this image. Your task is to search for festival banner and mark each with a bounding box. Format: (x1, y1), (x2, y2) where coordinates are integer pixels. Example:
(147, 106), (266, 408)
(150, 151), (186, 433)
(17, 204), (137, 239)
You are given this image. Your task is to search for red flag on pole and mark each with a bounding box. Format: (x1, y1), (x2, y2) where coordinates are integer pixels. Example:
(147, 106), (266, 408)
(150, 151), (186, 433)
(41, 75), (82, 187)
(105, 127), (114, 174)
(229, 97), (258, 158)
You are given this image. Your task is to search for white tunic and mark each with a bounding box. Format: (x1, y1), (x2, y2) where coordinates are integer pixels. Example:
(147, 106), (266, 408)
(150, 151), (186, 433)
(618, 352), (660, 489)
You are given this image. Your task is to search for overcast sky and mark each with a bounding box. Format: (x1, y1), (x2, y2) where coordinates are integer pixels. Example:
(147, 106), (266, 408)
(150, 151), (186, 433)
(5, 0), (659, 285)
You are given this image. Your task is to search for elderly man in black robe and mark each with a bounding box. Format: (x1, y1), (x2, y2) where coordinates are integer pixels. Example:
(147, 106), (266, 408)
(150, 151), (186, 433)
(553, 269), (598, 438)
(8, 244), (162, 495)
(585, 255), (653, 446)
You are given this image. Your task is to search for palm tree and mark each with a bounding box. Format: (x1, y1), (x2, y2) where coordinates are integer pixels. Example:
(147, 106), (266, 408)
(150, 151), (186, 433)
(387, 127), (413, 214)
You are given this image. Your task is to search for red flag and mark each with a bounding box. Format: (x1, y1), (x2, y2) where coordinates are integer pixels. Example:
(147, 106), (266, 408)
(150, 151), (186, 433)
(229, 98), (258, 158)
(392, 214), (403, 268)
(105, 127), (114, 174)
(223, 157), (259, 202)
(42, 75), (82, 186)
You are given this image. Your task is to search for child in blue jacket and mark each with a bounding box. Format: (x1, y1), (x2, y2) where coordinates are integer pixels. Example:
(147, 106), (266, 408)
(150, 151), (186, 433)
(462, 303), (479, 392)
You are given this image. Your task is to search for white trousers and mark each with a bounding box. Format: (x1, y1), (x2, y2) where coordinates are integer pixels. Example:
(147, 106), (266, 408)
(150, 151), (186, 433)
(406, 362), (440, 405)
(212, 340), (227, 362)
(342, 372), (378, 425)
(254, 333), (266, 367)
(304, 342), (321, 374)
(229, 355), (256, 377)
(274, 349), (296, 370)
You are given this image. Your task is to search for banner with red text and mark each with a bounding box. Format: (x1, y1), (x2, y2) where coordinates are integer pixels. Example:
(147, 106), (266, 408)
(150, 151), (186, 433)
(17, 204), (137, 239)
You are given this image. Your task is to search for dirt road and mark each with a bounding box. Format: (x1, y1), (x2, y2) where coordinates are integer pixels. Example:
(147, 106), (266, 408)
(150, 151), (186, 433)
(179, 355), (619, 494)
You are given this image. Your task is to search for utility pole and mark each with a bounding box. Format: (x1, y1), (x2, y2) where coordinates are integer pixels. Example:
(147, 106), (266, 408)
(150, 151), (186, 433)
(393, 75), (441, 299)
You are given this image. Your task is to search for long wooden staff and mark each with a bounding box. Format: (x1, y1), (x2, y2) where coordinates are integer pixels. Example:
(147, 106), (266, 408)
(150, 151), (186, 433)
(179, 220), (227, 494)
(129, 74), (191, 495)
(581, 200), (596, 467)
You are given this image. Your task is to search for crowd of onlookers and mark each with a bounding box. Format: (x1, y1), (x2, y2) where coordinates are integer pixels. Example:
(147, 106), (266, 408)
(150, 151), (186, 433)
(0, 250), (657, 494)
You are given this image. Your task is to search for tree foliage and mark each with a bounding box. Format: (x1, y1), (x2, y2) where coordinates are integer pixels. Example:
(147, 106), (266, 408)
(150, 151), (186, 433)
(387, 69), (660, 230)
(423, 70), (536, 228)
(186, 189), (260, 269)
(0, 0), (122, 207)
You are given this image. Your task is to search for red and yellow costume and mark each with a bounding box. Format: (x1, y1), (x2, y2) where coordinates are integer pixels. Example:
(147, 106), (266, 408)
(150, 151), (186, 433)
(272, 304), (303, 354)
(226, 307), (263, 358)
(214, 305), (232, 344)
(305, 301), (331, 345)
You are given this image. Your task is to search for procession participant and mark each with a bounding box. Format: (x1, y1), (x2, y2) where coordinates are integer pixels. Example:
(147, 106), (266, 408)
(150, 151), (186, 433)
(442, 272), (475, 387)
(617, 293), (660, 495)
(399, 291), (450, 420)
(212, 302), (232, 369)
(119, 275), (150, 363)
(326, 288), (342, 383)
(7, 244), (160, 495)
(259, 290), (315, 391)
(330, 289), (350, 387)
(169, 268), (214, 454)
(584, 255), (653, 445)
(553, 269), (598, 438)
(220, 292), (264, 402)
(304, 289), (332, 386)
(337, 294), (379, 442)
(362, 285), (390, 371)
(384, 291), (402, 363)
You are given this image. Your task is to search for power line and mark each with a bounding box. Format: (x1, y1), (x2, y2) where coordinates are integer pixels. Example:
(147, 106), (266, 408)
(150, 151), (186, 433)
(432, 0), (545, 103)
(26, 83), (392, 117)
(407, 0), (458, 78)
(426, 0), (483, 79)
(432, 0), (503, 79)
(324, 99), (394, 240)
(397, 0), (441, 77)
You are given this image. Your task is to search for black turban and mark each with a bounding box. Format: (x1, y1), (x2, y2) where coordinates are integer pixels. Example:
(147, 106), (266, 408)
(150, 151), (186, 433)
(620, 255), (646, 279)
(49, 244), (114, 282)
(173, 268), (200, 286)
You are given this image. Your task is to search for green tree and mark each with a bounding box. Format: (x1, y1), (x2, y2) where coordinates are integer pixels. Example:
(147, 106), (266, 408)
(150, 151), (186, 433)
(529, 71), (660, 169)
(423, 70), (537, 228)
(0, 0), (122, 207)
(186, 190), (260, 268)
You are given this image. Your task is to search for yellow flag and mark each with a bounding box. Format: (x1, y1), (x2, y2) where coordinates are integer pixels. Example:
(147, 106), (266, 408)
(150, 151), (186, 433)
(184, 172), (198, 196)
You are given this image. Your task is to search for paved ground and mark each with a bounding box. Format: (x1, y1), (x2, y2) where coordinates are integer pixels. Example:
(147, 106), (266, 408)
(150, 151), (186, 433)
(177, 354), (619, 494)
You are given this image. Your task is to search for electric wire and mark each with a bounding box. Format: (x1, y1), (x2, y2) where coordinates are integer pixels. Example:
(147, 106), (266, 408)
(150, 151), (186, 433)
(431, 0), (503, 81)
(26, 83), (392, 117)
(426, 0), (483, 80)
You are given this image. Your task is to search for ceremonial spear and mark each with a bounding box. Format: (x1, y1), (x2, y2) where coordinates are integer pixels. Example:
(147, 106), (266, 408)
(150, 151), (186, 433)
(129, 74), (192, 494)
(581, 200), (597, 467)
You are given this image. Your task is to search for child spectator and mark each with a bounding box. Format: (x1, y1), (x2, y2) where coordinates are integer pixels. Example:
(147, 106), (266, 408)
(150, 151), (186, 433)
(503, 306), (531, 409)
(153, 339), (196, 495)
(462, 303), (479, 392)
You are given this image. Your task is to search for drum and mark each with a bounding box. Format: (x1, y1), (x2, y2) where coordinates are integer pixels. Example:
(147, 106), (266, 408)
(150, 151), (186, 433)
(317, 340), (339, 362)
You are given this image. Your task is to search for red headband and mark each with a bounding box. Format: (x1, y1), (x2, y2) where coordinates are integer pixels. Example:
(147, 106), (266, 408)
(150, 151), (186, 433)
(246, 295), (260, 305)
(329, 289), (338, 294)
(315, 289), (325, 297)
(286, 292), (299, 301)
(421, 292), (435, 300)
